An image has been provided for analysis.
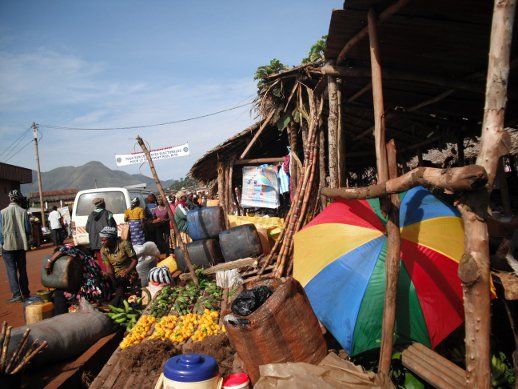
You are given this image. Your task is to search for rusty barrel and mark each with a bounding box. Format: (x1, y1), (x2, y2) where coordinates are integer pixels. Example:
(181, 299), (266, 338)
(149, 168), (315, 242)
(223, 277), (327, 383)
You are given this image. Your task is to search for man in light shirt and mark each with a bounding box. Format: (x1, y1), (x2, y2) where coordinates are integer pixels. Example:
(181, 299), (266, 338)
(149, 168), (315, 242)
(48, 206), (64, 246)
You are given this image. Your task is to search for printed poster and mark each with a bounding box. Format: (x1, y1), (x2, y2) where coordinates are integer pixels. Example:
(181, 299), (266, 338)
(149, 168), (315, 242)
(241, 165), (280, 209)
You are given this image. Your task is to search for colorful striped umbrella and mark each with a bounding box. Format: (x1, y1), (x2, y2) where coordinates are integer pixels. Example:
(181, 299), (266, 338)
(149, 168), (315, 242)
(293, 186), (464, 356)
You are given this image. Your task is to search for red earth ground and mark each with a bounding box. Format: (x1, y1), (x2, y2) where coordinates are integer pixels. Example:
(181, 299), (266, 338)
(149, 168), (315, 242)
(0, 243), (54, 327)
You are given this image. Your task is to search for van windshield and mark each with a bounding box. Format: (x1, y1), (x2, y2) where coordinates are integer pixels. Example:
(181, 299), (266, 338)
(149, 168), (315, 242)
(75, 192), (127, 216)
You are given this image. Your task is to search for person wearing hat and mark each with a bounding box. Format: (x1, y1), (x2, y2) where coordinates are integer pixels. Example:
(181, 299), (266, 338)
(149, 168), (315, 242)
(99, 226), (140, 300)
(86, 197), (117, 271)
(174, 191), (191, 244)
(0, 190), (31, 302)
(143, 266), (173, 303)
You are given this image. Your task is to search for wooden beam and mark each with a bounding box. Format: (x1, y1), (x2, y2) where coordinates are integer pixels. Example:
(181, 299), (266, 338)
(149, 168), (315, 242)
(322, 65), (485, 95)
(321, 165), (488, 199)
(136, 136), (198, 285)
(347, 82), (372, 103)
(351, 59), (518, 142)
(239, 110), (275, 160)
(459, 0), (516, 386)
(234, 157), (284, 165)
(327, 71), (340, 188)
(336, 0), (412, 64)
(368, 9), (389, 183)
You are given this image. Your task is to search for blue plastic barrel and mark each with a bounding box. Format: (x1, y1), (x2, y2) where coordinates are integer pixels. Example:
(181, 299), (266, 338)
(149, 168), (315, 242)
(187, 207), (225, 241)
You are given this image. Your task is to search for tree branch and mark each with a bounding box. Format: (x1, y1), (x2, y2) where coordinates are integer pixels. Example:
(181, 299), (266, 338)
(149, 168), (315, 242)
(321, 165), (488, 199)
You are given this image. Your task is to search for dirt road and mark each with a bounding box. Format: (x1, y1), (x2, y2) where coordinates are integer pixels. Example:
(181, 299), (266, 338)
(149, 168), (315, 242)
(0, 244), (54, 327)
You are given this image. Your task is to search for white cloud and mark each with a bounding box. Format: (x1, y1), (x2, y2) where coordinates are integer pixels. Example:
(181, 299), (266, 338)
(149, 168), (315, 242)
(0, 48), (257, 179)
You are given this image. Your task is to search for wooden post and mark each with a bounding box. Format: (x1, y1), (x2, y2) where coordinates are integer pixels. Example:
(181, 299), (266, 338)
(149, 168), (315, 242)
(136, 136), (198, 285)
(319, 123), (327, 210)
(217, 158), (230, 229)
(368, 9), (389, 183)
(378, 139), (401, 374)
(288, 123), (299, 198)
(337, 78), (346, 186)
(459, 0), (516, 386)
(368, 8), (399, 375)
(327, 68), (340, 188)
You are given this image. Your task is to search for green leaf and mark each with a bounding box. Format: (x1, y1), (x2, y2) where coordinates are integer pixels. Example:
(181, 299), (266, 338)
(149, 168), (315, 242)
(403, 372), (425, 389)
(277, 114), (291, 131)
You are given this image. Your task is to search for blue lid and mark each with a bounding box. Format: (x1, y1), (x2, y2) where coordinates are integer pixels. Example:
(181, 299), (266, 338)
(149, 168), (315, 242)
(163, 354), (219, 382)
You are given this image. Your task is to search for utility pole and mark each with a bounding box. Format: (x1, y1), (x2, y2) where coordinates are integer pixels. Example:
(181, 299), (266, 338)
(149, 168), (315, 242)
(32, 123), (45, 227)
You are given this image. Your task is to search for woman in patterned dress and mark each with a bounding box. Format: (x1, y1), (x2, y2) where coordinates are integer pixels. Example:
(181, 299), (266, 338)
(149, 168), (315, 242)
(45, 244), (111, 305)
(124, 197), (146, 246)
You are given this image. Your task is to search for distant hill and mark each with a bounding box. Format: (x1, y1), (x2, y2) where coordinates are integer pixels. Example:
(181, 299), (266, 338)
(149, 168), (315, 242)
(20, 161), (184, 193)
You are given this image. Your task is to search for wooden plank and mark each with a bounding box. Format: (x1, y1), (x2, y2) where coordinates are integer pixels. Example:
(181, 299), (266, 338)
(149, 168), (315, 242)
(402, 343), (465, 389)
(234, 157), (284, 165)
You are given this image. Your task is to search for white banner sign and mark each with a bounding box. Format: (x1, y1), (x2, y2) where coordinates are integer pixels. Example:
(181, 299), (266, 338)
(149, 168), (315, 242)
(115, 143), (190, 166)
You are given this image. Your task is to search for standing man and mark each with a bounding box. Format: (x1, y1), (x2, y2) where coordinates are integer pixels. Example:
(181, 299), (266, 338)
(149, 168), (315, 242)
(86, 197), (117, 272)
(0, 190), (31, 303)
(48, 206), (64, 246)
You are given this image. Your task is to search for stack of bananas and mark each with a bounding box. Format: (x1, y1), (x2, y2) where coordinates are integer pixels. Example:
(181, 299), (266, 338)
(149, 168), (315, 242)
(120, 315), (155, 349)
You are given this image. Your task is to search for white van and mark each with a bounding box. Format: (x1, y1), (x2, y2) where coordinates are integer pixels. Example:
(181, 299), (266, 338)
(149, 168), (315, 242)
(71, 186), (151, 246)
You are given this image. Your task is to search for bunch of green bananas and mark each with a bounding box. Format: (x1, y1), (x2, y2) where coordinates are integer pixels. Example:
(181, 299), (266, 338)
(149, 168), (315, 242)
(107, 299), (143, 331)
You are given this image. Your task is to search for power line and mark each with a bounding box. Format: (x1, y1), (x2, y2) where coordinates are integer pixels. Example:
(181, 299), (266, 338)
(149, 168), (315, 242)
(37, 101), (254, 131)
(3, 130), (43, 164)
(3, 138), (34, 163)
(0, 127), (32, 160)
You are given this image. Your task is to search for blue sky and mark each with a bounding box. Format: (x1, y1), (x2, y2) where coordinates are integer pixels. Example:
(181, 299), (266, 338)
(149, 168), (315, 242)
(0, 1), (341, 180)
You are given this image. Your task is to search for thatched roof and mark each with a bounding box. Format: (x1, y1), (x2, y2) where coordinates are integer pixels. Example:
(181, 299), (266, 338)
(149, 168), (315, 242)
(188, 120), (289, 183)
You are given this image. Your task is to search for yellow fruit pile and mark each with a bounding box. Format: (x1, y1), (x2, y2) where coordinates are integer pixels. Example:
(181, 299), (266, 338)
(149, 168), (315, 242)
(191, 309), (225, 342)
(120, 310), (225, 349)
(149, 314), (179, 341)
(120, 315), (155, 349)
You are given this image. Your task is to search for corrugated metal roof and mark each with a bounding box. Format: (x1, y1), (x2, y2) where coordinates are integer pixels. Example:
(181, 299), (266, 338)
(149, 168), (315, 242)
(0, 163), (32, 184)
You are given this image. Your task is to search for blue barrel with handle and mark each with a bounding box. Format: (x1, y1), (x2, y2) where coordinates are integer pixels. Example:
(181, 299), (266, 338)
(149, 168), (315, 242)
(187, 207), (226, 241)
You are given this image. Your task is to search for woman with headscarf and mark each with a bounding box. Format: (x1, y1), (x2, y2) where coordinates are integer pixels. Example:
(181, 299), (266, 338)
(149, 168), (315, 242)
(152, 196), (170, 254)
(124, 197), (145, 246)
(99, 226), (140, 299)
(174, 191), (191, 244)
(45, 244), (111, 312)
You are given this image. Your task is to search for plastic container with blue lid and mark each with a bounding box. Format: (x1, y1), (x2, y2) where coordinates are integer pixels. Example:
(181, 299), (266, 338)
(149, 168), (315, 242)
(163, 354), (219, 383)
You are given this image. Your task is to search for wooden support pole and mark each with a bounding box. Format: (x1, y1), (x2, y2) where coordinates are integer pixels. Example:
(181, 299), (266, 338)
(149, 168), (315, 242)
(136, 136), (198, 285)
(239, 110), (275, 160)
(337, 78), (346, 186)
(319, 126), (327, 210)
(217, 158), (230, 229)
(459, 0), (516, 386)
(378, 139), (401, 374)
(368, 8), (399, 375)
(327, 71), (340, 188)
(368, 8), (389, 184)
